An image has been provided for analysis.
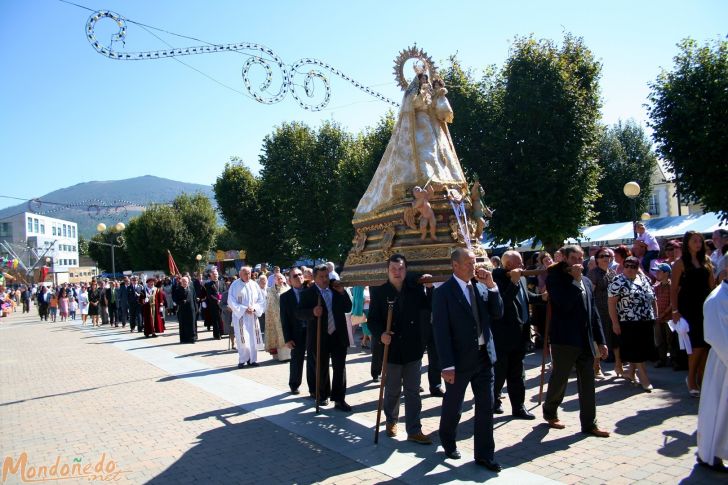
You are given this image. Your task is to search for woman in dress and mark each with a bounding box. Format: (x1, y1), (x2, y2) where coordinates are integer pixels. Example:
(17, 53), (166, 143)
(59, 291), (69, 322)
(588, 247), (617, 377)
(88, 281), (101, 327)
(671, 231), (715, 397)
(78, 284), (89, 325)
(265, 273), (290, 361)
(608, 256), (658, 391)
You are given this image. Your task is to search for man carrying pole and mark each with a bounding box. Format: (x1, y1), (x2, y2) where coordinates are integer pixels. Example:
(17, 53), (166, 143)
(369, 254), (433, 444)
(297, 264), (353, 411)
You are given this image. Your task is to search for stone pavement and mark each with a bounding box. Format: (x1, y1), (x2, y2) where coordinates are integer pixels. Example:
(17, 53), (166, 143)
(0, 308), (722, 484)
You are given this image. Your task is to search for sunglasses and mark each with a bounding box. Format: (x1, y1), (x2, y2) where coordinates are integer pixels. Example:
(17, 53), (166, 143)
(597, 254), (611, 259)
(623, 264), (639, 269)
(291, 273), (303, 278)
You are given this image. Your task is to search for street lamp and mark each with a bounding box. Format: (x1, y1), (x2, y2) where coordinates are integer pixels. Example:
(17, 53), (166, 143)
(640, 212), (651, 221)
(623, 181), (641, 239)
(94, 223), (125, 280)
(195, 254), (203, 277)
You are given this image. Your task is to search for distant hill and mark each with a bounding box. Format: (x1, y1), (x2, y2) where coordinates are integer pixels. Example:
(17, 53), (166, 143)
(0, 175), (217, 238)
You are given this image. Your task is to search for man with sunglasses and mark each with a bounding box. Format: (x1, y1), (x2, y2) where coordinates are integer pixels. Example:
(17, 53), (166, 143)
(281, 268), (315, 395)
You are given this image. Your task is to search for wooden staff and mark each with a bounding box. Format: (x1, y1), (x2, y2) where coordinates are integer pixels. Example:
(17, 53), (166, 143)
(315, 294), (322, 415)
(538, 300), (552, 405)
(374, 299), (395, 444)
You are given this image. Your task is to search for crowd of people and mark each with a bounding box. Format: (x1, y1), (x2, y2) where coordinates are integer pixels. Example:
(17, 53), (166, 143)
(1, 227), (725, 473)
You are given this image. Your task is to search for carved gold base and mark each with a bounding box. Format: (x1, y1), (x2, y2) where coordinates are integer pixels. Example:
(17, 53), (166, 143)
(340, 187), (487, 286)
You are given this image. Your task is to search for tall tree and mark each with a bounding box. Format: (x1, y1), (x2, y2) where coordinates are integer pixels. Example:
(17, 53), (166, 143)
(647, 38), (728, 221)
(486, 34), (602, 248)
(124, 193), (216, 272)
(594, 120), (657, 224)
(212, 158), (268, 263)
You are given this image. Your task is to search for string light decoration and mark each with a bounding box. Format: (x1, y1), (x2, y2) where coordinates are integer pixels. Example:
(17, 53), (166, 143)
(26, 197), (137, 220)
(85, 10), (399, 111)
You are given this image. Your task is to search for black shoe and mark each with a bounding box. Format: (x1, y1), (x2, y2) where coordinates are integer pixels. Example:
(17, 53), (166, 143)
(290, 388), (300, 395)
(512, 408), (536, 420)
(475, 458), (502, 472)
(697, 456), (728, 473)
(419, 386), (424, 393)
(372, 376), (380, 383)
(493, 403), (505, 414)
(317, 398), (329, 406)
(237, 363), (246, 369)
(444, 449), (461, 460)
(249, 362), (259, 367)
(335, 400), (352, 412)
(430, 387), (445, 398)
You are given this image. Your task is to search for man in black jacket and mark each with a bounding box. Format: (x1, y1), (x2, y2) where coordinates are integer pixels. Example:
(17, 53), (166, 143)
(204, 269), (223, 340)
(281, 267), (315, 396)
(368, 254), (432, 444)
(296, 264), (353, 411)
(491, 250), (544, 419)
(433, 248), (504, 472)
(543, 245), (609, 437)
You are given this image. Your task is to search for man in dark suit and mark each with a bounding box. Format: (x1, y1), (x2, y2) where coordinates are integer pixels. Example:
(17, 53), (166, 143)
(433, 247), (504, 472)
(296, 264), (353, 411)
(127, 276), (143, 332)
(116, 278), (129, 327)
(368, 254), (432, 444)
(204, 268), (223, 340)
(543, 245), (609, 437)
(281, 267), (315, 396)
(491, 250), (544, 419)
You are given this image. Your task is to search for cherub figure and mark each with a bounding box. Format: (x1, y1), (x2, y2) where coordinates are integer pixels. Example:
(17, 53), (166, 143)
(470, 180), (494, 240)
(412, 185), (437, 240)
(431, 78), (454, 123)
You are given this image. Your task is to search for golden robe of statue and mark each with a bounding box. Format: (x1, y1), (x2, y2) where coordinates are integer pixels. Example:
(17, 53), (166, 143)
(353, 73), (466, 219)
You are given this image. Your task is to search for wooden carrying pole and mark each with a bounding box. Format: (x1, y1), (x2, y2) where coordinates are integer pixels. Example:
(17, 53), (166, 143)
(374, 299), (395, 444)
(315, 295), (322, 414)
(538, 300), (552, 405)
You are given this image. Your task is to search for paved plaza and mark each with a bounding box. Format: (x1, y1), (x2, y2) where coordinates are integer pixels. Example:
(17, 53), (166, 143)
(0, 307), (722, 484)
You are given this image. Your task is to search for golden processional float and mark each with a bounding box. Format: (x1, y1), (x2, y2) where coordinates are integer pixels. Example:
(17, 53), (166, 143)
(340, 47), (492, 286)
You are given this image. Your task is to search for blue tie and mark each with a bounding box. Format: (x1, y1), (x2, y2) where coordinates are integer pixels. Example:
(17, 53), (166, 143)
(322, 288), (335, 334)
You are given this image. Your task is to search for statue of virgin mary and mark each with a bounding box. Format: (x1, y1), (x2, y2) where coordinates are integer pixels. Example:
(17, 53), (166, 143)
(353, 56), (466, 220)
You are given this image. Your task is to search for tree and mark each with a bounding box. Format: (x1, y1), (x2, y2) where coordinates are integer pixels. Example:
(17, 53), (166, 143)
(647, 38), (728, 221)
(212, 158), (269, 263)
(124, 193), (216, 272)
(484, 35), (602, 248)
(594, 120), (657, 224)
(213, 226), (243, 251)
(87, 230), (131, 273)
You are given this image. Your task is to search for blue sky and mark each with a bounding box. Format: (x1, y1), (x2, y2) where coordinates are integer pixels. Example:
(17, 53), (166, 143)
(1, 0), (725, 210)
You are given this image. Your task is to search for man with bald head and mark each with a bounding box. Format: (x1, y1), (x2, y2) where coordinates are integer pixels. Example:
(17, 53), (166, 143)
(228, 267), (266, 368)
(433, 247), (504, 471)
(491, 250), (543, 419)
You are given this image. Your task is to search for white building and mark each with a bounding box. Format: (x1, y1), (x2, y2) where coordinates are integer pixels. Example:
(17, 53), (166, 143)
(0, 212), (80, 278)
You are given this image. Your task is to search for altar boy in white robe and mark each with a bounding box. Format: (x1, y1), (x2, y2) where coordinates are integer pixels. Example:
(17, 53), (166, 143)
(697, 280), (728, 473)
(228, 267), (266, 368)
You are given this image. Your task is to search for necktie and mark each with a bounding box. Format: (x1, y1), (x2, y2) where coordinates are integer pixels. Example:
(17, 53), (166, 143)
(467, 284), (482, 340)
(323, 289), (336, 335)
(518, 283), (529, 322)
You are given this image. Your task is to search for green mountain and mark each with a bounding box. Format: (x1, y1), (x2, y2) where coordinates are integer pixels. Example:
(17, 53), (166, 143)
(0, 175), (216, 238)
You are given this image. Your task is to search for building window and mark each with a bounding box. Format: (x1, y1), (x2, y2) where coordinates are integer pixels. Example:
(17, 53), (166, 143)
(0, 222), (9, 237)
(72, 226), (76, 238)
(40, 223), (45, 234)
(63, 224), (67, 237)
(52, 226), (56, 236)
(34, 219), (39, 233)
(648, 194), (659, 216)
(27, 218), (33, 233)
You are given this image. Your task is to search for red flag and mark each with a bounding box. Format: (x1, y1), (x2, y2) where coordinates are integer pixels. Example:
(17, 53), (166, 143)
(167, 250), (180, 276)
(39, 266), (49, 282)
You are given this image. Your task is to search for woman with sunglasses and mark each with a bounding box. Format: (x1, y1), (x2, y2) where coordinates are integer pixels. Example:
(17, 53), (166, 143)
(588, 247), (618, 377)
(608, 256), (658, 391)
(671, 231), (716, 397)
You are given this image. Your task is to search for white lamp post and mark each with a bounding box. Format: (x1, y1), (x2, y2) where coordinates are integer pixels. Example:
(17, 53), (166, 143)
(623, 182), (641, 238)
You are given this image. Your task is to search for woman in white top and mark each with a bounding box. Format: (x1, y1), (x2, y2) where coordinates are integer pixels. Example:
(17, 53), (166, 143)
(78, 286), (90, 325)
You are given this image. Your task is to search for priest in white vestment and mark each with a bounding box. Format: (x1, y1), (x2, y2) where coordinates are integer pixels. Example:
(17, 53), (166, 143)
(228, 267), (266, 368)
(697, 280), (728, 472)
